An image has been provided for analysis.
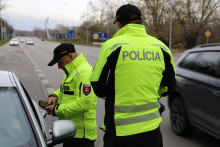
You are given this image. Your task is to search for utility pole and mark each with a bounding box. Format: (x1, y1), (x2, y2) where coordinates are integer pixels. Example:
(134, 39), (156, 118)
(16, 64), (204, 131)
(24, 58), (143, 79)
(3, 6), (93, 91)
(86, 21), (88, 45)
(0, 0), (2, 42)
(169, 0), (173, 50)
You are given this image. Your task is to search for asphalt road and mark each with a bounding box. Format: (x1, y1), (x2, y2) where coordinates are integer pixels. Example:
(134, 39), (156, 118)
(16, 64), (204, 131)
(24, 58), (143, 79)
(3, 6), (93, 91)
(1, 37), (220, 147)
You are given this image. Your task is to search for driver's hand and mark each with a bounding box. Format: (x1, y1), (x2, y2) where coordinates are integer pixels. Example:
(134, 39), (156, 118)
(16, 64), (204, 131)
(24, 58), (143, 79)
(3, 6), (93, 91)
(46, 96), (57, 105)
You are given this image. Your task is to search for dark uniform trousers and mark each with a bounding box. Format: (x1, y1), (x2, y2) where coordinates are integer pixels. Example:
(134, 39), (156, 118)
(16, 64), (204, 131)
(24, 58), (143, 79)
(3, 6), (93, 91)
(63, 138), (95, 147)
(103, 127), (163, 147)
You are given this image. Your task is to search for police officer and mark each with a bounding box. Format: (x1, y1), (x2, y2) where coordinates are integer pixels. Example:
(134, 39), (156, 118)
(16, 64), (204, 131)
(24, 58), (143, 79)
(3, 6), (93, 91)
(90, 4), (176, 147)
(45, 43), (97, 147)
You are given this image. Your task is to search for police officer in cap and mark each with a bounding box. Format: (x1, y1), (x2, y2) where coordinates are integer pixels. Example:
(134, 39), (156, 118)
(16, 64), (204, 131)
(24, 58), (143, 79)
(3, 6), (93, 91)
(45, 43), (97, 147)
(90, 4), (176, 147)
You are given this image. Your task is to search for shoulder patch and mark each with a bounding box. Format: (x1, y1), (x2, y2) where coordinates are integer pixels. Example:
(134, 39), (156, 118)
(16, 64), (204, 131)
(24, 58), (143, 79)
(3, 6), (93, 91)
(83, 84), (91, 96)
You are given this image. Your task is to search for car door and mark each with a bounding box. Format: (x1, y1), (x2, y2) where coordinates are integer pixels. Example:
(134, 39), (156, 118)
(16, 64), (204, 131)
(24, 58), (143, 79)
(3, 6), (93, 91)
(176, 52), (200, 112)
(188, 51), (220, 137)
(32, 100), (52, 140)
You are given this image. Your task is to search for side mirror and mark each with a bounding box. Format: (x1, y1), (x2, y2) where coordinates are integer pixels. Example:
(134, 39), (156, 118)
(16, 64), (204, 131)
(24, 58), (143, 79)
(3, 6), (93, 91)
(47, 120), (76, 146)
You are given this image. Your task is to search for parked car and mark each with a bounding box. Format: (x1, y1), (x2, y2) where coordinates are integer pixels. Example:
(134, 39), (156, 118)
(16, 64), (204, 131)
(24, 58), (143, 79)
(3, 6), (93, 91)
(0, 70), (76, 146)
(26, 39), (34, 45)
(9, 39), (19, 46)
(168, 43), (220, 139)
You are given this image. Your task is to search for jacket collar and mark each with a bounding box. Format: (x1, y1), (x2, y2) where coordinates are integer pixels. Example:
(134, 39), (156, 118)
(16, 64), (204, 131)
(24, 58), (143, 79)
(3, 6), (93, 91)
(64, 53), (86, 75)
(113, 24), (147, 38)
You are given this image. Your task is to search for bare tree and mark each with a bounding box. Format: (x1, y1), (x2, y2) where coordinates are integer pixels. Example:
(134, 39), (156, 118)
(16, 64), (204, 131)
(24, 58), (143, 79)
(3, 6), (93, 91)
(173, 0), (220, 48)
(139, 0), (170, 45)
(55, 24), (68, 34)
(0, 0), (14, 39)
(81, 0), (110, 32)
(80, 0), (120, 40)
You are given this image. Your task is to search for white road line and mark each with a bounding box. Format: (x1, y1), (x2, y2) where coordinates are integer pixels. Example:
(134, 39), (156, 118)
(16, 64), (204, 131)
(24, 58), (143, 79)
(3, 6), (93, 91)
(42, 79), (50, 84)
(21, 45), (55, 96)
(46, 88), (55, 94)
(34, 65), (39, 69)
(38, 73), (45, 78)
(35, 68), (41, 73)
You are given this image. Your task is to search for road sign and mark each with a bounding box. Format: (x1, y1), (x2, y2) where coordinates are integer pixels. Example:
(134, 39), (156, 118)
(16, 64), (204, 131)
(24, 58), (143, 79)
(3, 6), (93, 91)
(67, 29), (74, 38)
(93, 33), (99, 40)
(205, 31), (211, 44)
(92, 32), (108, 41)
(205, 31), (211, 37)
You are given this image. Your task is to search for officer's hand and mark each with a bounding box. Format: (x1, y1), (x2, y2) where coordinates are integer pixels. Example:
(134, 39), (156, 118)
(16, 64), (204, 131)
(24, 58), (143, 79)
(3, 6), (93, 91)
(47, 96), (56, 105)
(45, 105), (55, 115)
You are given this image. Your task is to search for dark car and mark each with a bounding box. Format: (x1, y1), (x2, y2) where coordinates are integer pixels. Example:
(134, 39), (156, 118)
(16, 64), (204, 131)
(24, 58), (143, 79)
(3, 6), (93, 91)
(0, 71), (76, 146)
(168, 43), (220, 139)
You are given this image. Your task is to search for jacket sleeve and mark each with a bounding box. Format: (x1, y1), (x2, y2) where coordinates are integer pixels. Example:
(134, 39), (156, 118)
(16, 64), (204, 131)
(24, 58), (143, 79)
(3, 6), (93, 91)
(90, 43), (109, 98)
(55, 70), (97, 117)
(159, 47), (176, 97)
(48, 88), (60, 101)
(49, 75), (67, 100)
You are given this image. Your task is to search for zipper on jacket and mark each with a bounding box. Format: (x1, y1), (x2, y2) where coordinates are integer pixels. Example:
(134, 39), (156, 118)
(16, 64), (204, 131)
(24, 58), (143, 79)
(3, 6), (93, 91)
(79, 82), (82, 97)
(83, 113), (85, 138)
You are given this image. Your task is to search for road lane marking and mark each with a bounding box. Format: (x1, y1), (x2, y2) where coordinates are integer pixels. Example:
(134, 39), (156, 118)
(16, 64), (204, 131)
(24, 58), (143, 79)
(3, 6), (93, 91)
(42, 79), (50, 84)
(46, 88), (55, 94)
(38, 73), (45, 78)
(34, 65), (39, 69)
(21, 43), (55, 96)
(35, 68), (41, 73)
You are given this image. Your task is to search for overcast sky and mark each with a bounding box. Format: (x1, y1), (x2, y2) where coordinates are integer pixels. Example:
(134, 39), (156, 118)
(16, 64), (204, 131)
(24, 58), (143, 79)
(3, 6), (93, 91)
(3, 0), (92, 31)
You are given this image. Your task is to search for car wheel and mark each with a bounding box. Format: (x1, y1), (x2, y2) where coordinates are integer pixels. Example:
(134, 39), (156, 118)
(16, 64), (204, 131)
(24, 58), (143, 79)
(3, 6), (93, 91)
(170, 96), (192, 136)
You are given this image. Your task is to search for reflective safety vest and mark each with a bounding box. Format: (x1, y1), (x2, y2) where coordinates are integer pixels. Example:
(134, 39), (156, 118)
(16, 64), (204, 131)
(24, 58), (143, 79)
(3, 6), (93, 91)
(50, 53), (97, 140)
(90, 24), (176, 136)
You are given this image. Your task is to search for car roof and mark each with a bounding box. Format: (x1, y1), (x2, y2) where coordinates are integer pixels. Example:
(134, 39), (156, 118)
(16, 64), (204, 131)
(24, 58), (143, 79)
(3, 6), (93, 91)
(0, 71), (16, 87)
(185, 43), (220, 53)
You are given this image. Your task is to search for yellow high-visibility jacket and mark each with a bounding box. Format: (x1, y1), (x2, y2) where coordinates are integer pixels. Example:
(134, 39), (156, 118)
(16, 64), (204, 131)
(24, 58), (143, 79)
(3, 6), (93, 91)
(90, 24), (176, 136)
(51, 53), (97, 140)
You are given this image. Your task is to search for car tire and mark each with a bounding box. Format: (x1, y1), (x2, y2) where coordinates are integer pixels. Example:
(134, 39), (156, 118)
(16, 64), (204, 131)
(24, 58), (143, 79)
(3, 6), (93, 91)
(170, 96), (193, 136)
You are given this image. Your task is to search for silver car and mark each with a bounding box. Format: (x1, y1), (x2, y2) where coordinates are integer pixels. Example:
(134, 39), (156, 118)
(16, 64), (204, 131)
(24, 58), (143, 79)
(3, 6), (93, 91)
(0, 71), (76, 146)
(26, 39), (34, 45)
(168, 43), (220, 139)
(9, 39), (19, 46)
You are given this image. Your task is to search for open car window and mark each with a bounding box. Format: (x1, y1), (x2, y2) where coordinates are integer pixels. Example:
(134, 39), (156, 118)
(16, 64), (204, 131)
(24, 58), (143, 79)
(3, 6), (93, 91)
(0, 87), (38, 147)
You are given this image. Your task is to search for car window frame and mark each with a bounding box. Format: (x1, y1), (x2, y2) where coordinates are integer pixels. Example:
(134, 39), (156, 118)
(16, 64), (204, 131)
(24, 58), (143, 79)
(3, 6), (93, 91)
(11, 75), (45, 146)
(179, 50), (220, 79)
(0, 85), (40, 146)
(191, 51), (220, 79)
(179, 51), (200, 70)
(20, 83), (49, 138)
(15, 85), (43, 145)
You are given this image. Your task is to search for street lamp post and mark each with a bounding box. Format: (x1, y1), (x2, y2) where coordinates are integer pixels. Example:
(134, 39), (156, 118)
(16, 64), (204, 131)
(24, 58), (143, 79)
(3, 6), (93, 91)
(45, 17), (50, 39)
(0, 0), (2, 42)
(169, 0), (173, 50)
(86, 21), (88, 45)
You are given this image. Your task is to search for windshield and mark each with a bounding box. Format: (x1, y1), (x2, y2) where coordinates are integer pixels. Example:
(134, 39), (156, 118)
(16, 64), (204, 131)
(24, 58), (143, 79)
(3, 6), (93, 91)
(0, 87), (38, 147)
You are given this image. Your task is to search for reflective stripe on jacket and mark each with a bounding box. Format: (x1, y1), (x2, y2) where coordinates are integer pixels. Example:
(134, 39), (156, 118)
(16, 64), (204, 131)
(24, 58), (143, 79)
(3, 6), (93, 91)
(51, 53), (97, 140)
(90, 24), (176, 136)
